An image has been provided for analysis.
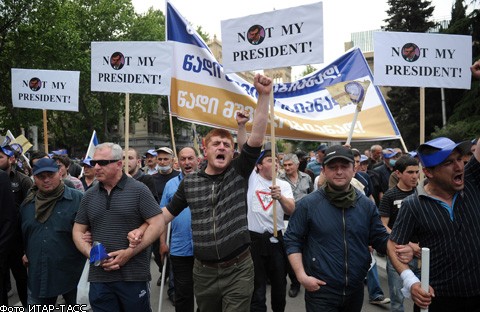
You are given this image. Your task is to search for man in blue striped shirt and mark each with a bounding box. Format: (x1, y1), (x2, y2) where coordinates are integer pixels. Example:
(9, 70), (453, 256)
(388, 137), (480, 312)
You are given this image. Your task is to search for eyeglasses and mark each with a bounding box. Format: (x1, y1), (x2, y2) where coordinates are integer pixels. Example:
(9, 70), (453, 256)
(90, 159), (120, 166)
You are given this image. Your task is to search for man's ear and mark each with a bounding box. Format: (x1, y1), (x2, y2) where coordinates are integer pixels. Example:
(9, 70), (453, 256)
(423, 167), (433, 179)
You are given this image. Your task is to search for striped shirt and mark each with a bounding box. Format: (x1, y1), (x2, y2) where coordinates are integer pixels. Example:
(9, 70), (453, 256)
(167, 143), (261, 262)
(75, 174), (161, 283)
(379, 185), (416, 229)
(390, 157), (480, 297)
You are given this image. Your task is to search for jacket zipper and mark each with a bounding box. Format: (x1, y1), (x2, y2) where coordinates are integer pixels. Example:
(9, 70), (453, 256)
(211, 182), (220, 259)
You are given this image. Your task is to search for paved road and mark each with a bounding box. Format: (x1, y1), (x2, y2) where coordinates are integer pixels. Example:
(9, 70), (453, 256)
(7, 253), (413, 312)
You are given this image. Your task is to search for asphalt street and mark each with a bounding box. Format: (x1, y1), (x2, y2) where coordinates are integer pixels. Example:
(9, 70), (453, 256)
(7, 252), (414, 312)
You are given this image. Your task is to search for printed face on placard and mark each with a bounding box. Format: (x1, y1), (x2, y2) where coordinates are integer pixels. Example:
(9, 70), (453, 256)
(247, 25), (265, 45)
(29, 77), (42, 91)
(110, 52), (125, 70)
(401, 43), (420, 62)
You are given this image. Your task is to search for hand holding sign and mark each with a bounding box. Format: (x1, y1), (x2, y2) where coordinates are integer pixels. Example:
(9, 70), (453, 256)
(472, 60), (480, 80)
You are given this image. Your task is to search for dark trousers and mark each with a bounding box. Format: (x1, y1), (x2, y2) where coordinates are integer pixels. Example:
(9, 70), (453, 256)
(305, 286), (364, 312)
(27, 287), (77, 305)
(3, 244), (28, 306)
(250, 232), (287, 312)
(283, 215), (299, 290)
(423, 295), (480, 312)
(89, 281), (151, 312)
(0, 259), (8, 306)
(152, 239), (162, 272)
(286, 261), (300, 288)
(171, 255), (195, 312)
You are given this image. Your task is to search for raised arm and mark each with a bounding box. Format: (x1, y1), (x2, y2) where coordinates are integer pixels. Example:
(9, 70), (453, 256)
(236, 110), (250, 152)
(247, 74), (272, 148)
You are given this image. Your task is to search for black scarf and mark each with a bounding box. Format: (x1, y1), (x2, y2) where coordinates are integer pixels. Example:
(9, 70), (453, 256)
(24, 181), (65, 223)
(324, 182), (356, 209)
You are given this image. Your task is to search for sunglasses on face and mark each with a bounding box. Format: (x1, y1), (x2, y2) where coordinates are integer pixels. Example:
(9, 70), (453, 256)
(90, 159), (120, 166)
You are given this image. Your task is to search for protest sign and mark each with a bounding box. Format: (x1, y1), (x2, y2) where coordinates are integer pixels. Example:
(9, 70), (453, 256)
(374, 31), (472, 89)
(11, 68), (80, 111)
(91, 41), (172, 95)
(221, 2), (323, 73)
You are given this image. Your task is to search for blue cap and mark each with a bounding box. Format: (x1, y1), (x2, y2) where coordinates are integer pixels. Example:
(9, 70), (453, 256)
(417, 137), (470, 168)
(82, 157), (92, 167)
(315, 144), (328, 152)
(33, 158), (59, 175)
(408, 151), (417, 158)
(383, 148), (400, 159)
(0, 146), (14, 157)
(360, 154), (368, 162)
(52, 149), (68, 156)
(145, 149), (157, 157)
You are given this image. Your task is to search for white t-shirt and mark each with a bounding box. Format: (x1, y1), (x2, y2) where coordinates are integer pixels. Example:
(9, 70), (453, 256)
(247, 171), (294, 234)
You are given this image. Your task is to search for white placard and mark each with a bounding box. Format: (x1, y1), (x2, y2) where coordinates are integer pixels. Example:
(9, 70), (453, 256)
(221, 2), (323, 73)
(91, 41), (172, 95)
(374, 31), (472, 89)
(11, 68), (80, 112)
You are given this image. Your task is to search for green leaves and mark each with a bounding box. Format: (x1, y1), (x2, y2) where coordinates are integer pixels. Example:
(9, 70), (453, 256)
(0, 0), (173, 154)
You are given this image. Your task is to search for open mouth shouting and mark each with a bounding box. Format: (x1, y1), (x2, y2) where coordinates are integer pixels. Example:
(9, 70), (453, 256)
(216, 154), (226, 163)
(184, 164), (193, 173)
(453, 173), (464, 187)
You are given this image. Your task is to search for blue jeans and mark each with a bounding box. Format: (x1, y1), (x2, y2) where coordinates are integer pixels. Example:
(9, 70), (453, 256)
(305, 286), (364, 312)
(27, 287), (77, 305)
(387, 257), (420, 312)
(89, 281), (151, 312)
(366, 262), (384, 300)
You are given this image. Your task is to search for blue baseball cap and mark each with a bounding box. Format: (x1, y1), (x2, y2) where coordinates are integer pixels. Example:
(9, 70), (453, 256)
(0, 145), (14, 157)
(360, 154), (369, 163)
(82, 157), (92, 167)
(145, 149), (157, 157)
(33, 158), (59, 175)
(383, 148), (400, 159)
(315, 144), (328, 152)
(417, 137), (470, 168)
(52, 149), (68, 156)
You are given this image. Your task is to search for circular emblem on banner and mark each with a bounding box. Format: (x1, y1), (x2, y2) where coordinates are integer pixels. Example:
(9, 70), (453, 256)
(344, 81), (365, 104)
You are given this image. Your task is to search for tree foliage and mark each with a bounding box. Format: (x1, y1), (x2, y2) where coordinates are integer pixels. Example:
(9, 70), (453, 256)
(383, 0), (479, 150)
(431, 2), (480, 141)
(0, 0), (175, 155)
(384, 0), (436, 32)
(383, 0), (436, 151)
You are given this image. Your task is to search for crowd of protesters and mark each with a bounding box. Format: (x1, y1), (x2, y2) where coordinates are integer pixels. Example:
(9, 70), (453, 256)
(0, 63), (479, 311)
